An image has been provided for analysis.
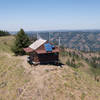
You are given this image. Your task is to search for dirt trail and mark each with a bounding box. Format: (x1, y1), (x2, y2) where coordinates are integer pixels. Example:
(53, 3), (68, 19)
(17, 56), (62, 100)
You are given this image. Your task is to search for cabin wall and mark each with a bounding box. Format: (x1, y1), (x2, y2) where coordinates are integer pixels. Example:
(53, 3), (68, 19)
(30, 52), (59, 63)
(36, 53), (59, 63)
(29, 52), (39, 62)
(33, 53), (39, 62)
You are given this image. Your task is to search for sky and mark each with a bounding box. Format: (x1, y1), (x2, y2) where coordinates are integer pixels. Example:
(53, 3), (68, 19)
(0, 0), (100, 31)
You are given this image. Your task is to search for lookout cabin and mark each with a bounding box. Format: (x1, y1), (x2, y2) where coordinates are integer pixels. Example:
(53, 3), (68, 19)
(24, 38), (59, 64)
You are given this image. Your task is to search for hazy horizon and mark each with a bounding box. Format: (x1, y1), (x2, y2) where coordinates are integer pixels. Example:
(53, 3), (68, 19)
(9, 29), (100, 32)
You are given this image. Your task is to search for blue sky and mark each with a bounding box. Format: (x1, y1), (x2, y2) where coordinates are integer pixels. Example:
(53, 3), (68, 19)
(0, 0), (100, 31)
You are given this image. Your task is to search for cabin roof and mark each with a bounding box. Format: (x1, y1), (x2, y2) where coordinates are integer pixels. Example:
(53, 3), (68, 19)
(29, 38), (47, 50)
(24, 39), (59, 54)
(36, 47), (59, 54)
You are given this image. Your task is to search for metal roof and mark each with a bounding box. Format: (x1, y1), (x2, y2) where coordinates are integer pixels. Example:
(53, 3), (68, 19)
(29, 39), (47, 50)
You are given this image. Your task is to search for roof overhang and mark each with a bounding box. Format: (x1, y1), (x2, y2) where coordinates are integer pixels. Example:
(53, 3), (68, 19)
(23, 47), (34, 53)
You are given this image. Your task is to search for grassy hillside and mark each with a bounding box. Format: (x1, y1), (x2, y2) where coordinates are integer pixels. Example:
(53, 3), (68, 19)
(0, 36), (14, 53)
(0, 36), (100, 100)
(0, 36), (30, 100)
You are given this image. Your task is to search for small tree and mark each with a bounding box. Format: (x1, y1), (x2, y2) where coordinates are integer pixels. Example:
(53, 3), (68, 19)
(12, 29), (30, 55)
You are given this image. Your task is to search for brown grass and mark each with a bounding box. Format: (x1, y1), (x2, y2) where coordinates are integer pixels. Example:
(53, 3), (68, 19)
(0, 36), (100, 100)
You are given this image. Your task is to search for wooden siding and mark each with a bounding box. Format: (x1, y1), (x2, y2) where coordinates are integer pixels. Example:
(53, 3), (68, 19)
(38, 53), (59, 63)
(31, 52), (59, 63)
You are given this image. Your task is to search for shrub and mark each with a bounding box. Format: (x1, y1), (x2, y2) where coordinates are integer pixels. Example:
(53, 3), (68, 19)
(12, 29), (31, 55)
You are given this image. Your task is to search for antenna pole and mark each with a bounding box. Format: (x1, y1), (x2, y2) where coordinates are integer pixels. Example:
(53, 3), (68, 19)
(49, 32), (50, 42)
(58, 32), (61, 47)
(59, 37), (61, 47)
(37, 32), (38, 39)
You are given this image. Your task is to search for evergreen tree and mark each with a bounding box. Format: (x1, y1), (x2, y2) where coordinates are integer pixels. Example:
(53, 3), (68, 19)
(12, 29), (30, 55)
(0, 30), (10, 36)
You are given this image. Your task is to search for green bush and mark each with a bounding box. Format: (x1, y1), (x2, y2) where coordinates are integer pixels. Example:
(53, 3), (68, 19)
(12, 29), (31, 55)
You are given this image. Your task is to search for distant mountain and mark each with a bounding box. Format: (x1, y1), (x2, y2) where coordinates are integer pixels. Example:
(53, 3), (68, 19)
(9, 30), (100, 52)
(51, 31), (100, 52)
(27, 31), (100, 52)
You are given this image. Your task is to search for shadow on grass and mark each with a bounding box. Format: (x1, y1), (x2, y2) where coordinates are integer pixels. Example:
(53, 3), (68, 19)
(28, 61), (64, 68)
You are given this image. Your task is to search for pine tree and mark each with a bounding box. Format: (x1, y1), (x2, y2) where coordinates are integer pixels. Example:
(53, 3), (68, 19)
(12, 29), (30, 55)
(0, 30), (10, 36)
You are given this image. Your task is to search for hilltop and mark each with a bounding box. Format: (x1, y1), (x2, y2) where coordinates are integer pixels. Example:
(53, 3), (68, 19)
(0, 36), (100, 100)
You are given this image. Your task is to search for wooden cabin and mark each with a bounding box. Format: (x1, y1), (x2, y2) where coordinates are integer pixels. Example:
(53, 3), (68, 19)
(24, 39), (59, 64)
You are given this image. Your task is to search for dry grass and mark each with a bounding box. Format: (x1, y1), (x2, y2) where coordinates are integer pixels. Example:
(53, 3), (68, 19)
(0, 36), (30, 100)
(18, 65), (100, 100)
(0, 36), (100, 100)
(0, 36), (15, 53)
(0, 53), (30, 100)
